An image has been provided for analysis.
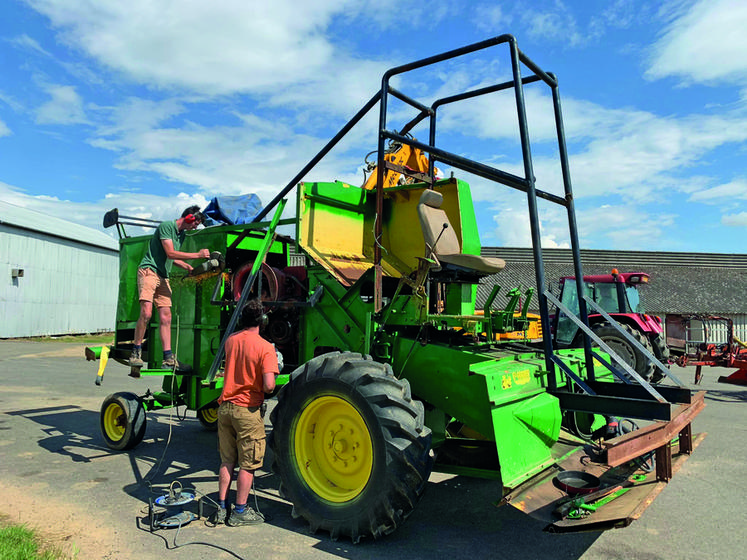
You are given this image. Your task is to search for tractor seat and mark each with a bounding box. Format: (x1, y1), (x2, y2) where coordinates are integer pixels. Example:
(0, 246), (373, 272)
(417, 189), (505, 275)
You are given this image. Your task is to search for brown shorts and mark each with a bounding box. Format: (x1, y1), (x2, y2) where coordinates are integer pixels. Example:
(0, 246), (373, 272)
(137, 268), (172, 308)
(217, 401), (266, 471)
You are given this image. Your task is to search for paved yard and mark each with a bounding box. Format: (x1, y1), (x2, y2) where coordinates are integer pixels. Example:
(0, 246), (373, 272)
(0, 340), (744, 559)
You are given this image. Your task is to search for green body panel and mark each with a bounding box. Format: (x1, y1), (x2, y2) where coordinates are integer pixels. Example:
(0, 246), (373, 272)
(300, 266), (374, 358)
(110, 220), (290, 413)
(392, 336), (588, 487)
(297, 178), (481, 287)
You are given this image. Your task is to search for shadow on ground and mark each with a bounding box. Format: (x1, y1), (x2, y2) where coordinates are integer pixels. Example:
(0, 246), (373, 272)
(6, 403), (603, 560)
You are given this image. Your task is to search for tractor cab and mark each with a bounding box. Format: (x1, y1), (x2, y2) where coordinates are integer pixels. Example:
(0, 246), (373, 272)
(554, 270), (655, 347)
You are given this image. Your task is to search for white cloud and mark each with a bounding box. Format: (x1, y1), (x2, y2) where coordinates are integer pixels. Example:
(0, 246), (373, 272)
(0, 179), (209, 237)
(86, 95), (368, 203)
(575, 204), (677, 250)
(9, 33), (51, 57)
(25, 0), (360, 96)
(646, 0), (747, 84)
(35, 84), (89, 125)
(22, 0), (422, 119)
(521, 5), (585, 48)
(722, 211), (747, 226)
(471, 5), (512, 34)
(526, 103), (747, 203)
(482, 185), (571, 248)
(689, 179), (747, 203)
(438, 79), (747, 204)
(0, 118), (10, 136)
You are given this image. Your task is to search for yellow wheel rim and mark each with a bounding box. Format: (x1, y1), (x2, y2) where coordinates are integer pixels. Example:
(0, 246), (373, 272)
(103, 402), (126, 441)
(199, 404), (219, 424)
(294, 395), (374, 503)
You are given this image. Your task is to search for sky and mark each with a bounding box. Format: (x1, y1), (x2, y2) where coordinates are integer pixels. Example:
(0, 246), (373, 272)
(1, 0), (747, 253)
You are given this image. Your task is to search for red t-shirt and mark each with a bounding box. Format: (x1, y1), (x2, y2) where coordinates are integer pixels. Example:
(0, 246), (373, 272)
(219, 329), (279, 407)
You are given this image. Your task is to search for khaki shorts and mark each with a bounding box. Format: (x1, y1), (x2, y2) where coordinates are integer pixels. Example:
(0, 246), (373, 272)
(137, 268), (172, 308)
(218, 401), (266, 471)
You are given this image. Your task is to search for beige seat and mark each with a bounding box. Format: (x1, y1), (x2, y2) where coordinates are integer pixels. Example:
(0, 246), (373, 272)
(417, 189), (505, 276)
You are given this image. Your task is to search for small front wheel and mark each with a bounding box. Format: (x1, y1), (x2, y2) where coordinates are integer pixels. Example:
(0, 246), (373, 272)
(197, 401), (219, 431)
(100, 392), (147, 451)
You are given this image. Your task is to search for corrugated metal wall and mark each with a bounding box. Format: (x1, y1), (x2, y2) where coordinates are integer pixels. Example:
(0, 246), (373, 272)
(673, 314), (747, 345)
(0, 225), (118, 337)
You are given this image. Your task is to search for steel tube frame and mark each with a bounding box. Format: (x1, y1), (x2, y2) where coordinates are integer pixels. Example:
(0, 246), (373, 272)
(248, 34), (610, 388)
(377, 35), (576, 384)
(382, 131), (568, 206)
(253, 91), (382, 223)
(545, 290), (667, 403)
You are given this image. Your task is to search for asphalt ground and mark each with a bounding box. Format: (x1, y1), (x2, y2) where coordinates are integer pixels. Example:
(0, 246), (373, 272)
(0, 339), (744, 560)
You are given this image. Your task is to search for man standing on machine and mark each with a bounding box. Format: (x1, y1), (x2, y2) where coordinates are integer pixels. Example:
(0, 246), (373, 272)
(129, 205), (211, 371)
(214, 299), (279, 526)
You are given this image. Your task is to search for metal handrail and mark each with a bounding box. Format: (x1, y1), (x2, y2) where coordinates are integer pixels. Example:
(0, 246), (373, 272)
(545, 290), (667, 403)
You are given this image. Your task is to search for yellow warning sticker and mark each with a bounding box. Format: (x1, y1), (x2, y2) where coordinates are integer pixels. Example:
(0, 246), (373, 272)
(513, 369), (531, 385)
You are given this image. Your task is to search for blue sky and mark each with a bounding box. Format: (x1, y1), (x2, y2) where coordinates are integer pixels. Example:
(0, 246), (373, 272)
(1, 0), (746, 253)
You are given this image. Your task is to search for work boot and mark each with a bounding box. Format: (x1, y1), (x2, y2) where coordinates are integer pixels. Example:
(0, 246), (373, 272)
(162, 355), (192, 372)
(209, 507), (228, 525)
(228, 506), (263, 527)
(129, 347), (144, 368)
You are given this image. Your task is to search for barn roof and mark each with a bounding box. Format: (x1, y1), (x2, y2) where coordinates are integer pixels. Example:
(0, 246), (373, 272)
(0, 200), (118, 252)
(478, 247), (747, 315)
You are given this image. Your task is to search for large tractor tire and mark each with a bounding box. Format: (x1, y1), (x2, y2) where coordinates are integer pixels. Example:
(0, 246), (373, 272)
(100, 392), (147, 451)
(591, 323), (654, 381)
(649, 334), (671, 384)
(269, 352), (433, 543)
(197, 401), (220, 431)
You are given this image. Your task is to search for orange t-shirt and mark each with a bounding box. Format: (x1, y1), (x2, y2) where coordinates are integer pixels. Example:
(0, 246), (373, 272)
(219, 329), (279, 407)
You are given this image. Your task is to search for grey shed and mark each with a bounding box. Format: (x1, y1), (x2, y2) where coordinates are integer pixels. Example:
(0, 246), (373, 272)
(0, 200), (119, 338)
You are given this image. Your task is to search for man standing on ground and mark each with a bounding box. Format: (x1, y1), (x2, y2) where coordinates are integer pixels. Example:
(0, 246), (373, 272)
(129, 205), (210, 370)
(215, 299), (279, 526)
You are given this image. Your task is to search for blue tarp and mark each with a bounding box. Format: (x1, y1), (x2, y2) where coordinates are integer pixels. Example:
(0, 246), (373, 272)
(202, 194), (263, 226)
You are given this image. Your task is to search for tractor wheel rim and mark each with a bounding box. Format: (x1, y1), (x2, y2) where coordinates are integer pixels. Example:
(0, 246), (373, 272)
(200, 405), (219, 424)
(293, 395), (373, 503)
(103, 402), (126, 441)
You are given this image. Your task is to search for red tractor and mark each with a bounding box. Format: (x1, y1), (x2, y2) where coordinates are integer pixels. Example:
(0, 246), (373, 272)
(553, 269), (669, 381)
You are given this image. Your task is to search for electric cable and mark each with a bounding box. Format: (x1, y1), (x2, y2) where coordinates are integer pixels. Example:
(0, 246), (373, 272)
(137, 312), (270, 560)
(140, 312), (181, 486)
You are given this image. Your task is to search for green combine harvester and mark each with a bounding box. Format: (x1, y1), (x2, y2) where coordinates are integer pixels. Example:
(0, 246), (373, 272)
(87, 35), (704, 541)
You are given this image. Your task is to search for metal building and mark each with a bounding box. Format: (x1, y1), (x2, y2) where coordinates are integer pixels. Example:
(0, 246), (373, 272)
(478, 246), (747, 343)
(0, 200), (119, 338)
